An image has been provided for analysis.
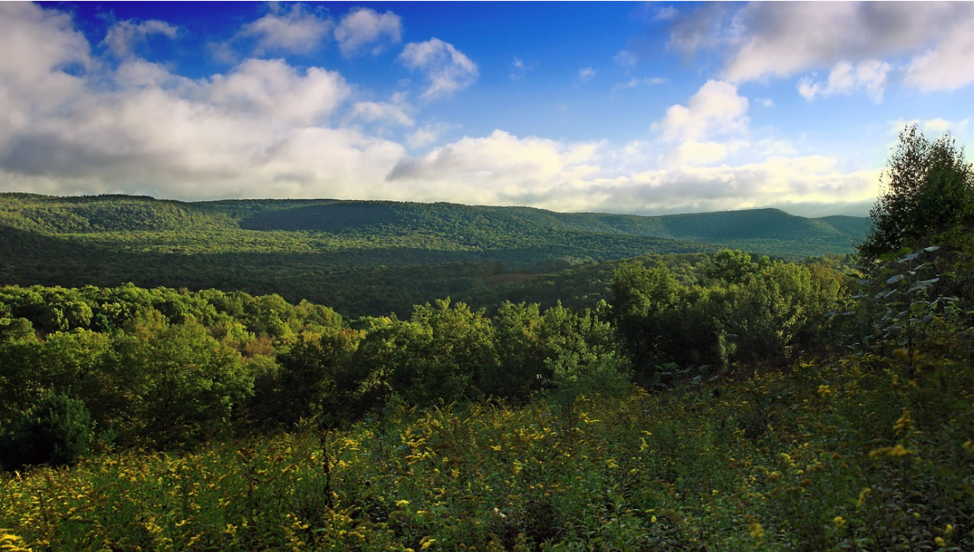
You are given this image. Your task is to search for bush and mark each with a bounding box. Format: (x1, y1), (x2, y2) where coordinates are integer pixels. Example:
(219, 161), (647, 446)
(0, 391), (95, 470)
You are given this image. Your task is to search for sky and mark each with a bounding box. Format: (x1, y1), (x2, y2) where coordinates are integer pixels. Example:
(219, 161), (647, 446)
(2, 2), (973, 217)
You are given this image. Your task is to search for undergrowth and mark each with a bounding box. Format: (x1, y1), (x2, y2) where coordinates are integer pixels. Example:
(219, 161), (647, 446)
(2, 323), (972, 551)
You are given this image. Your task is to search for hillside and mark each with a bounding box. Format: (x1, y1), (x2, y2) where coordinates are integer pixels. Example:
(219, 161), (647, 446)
(0, 194), (867, 317)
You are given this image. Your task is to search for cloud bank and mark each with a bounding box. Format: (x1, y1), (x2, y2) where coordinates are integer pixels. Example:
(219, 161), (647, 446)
(5, 2), (972, 218)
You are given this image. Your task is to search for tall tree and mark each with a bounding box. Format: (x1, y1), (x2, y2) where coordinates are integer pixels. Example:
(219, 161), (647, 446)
(857, 124), (974, 262)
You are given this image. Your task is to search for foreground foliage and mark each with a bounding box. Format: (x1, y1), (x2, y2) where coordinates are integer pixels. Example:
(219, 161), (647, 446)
(2, 329), (972, 550)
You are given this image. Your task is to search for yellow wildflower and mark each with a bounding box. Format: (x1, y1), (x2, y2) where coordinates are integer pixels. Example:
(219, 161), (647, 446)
(749, 522), (765, 540)
(935, 536), (946, 547)
(817, 384), (833, 397)
(856, 488), (872, 508)
(869, 444), (914, 458)
(894, 408), (914, 435)
(834, 516), (846, 529)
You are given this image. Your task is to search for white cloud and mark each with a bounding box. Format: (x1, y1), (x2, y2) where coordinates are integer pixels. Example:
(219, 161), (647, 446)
(652, 80), (749, 142)
(654, 6), (679, 21)
(578, 67), (596, 83)
(237, 3), (331, 56)
(103, 19), (178, 58)
(0, 2), (890, 218)
(0, 2), (91, 116)
(207, 59), (349, 124)
(905, 26), (974, 92)
(798, 59), (891, 102)
(334, 7), (402, 57)
(399, 38), (478, 99)
(404, 123), (455, 151)
(613, 50), (638, 68)
(670, 2), (974, 90)
(888, 118), (970, 137)
(0, 4), (411, 202)
(386, 130), (603, 205)
(612, 77), (668, 92)
(381, 127), (878, 216)
(350, 92), (413, 127)
(510, 57), (532, 80)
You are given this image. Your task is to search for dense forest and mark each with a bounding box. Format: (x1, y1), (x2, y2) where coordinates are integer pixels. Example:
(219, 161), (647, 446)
(0, 193), (866, 318)
(1, 125), (973, 550)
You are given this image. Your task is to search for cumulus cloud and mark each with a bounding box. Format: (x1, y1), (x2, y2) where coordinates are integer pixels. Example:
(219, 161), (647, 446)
(406, 123), (454, 150)
(335, 7), (401, 57)
(652, 80), (749, 143)
(577, 67), (596, 83)
(103, 19), (178, 58)
(0, 2), (889, 217)
(386, 130), (603, 205)
(380, 129), (878, 215)
(798, 59), (891, 102)
(350, 92), (414, 127)
(669, 1), (974, 92)
(399, 38), (478, 99)
(236, 3), (331, 56)
(0, 4), (410, 201)
(0, 2), (90, 112)
(905, 26), (974, 92)
(207, 59), (349, 124)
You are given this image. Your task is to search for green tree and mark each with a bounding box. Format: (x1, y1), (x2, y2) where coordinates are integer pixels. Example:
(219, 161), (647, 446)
(0, 391), (95, 470)
(857, 124), (974, 262)
(271, 327), (366, 428)
(609, 261), (683, 373)
(490, 301), (546, 400)
(113, 311), (252, 447)
(706, 249), (755, 284)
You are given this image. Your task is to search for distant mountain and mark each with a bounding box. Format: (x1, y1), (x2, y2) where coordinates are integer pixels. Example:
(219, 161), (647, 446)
(0, 194), (868, 316)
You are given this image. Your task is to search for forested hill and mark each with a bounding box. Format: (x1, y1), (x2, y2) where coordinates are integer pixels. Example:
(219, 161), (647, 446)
(0, 193), (867, 317)
(1, 193), (867, 251)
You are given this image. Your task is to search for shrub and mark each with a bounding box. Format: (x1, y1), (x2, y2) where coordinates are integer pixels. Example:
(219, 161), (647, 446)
(0, 391), (94, 470)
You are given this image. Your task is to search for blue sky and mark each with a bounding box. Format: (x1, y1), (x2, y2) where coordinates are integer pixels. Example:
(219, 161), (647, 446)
(2, 2), (972, 217)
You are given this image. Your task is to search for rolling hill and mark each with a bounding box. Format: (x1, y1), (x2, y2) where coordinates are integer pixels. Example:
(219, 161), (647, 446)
(0, 193), (868, 317)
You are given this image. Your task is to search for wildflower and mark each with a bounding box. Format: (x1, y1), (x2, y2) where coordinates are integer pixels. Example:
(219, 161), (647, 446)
(834, 516), (846, 529)
(396, 500), (410, 508)
(749, 522), (765, 540)
(935, 537), (946, 547)
(1, 533), (33, 552)
(893, 408), (914, 435)
(856, 488), (872, 508)
(869, 444), (914, 458)
(817, 384), (833, 397)
(945, 524), (954, 535)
